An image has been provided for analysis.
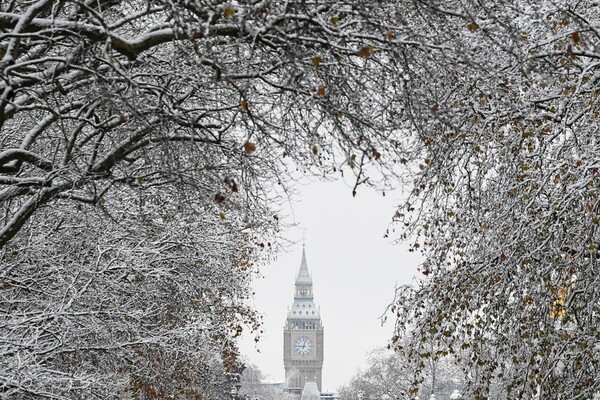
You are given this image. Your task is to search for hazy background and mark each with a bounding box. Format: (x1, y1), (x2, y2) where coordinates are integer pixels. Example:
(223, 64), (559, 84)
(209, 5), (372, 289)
(239, 178), (422, 391)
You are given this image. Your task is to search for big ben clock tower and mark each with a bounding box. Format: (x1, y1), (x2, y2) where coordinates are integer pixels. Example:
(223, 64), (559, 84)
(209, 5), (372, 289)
(283, 247), (324, 393)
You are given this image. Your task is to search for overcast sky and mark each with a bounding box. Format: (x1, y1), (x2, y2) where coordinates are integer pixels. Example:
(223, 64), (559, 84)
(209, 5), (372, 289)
(239, 177), (423, 392)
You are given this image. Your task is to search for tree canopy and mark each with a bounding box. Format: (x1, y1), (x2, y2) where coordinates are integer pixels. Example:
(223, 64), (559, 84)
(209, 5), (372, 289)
(0, 0), (419, 397)
(389, 1), (600, 398)
(0, 0), (427, 248)
(339, 347), (464, 400)
(2, 0), (600, 398)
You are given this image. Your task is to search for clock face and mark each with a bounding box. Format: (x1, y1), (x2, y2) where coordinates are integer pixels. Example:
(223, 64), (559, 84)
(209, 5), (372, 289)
(294, 336), (314, 356)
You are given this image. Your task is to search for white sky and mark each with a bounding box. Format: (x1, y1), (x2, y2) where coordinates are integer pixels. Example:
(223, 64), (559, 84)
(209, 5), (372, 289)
(239, 177), (422, 392)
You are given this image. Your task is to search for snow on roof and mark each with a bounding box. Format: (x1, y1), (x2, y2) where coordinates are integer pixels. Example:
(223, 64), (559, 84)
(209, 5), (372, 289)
(301, 381), (320, 400)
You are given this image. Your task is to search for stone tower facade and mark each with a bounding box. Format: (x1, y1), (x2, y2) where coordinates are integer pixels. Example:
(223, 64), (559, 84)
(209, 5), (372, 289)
(283, 248), (324, 392)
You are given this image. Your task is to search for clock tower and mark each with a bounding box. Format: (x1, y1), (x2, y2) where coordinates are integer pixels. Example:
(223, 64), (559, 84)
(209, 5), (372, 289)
(284, 247), (324, 393)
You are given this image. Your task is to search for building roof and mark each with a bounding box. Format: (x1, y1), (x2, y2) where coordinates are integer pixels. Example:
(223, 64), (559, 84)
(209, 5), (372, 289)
(288, 299), (320, 319)
(301, 381), (320, 400)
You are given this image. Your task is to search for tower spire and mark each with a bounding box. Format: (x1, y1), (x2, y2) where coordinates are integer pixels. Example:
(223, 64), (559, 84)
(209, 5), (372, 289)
(296, 246), (311, 284)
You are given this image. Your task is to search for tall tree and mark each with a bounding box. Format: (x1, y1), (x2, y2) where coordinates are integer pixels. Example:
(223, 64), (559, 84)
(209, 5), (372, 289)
(1, 182), (265, 398)
(339, 347), (464, 400)
(0, 0), (434, 398)
(389, 1), (600, 398)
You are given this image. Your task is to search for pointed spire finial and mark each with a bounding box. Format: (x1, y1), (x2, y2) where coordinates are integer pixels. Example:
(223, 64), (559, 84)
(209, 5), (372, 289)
(296, 245), (311, 284)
